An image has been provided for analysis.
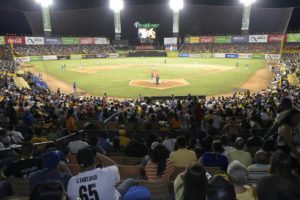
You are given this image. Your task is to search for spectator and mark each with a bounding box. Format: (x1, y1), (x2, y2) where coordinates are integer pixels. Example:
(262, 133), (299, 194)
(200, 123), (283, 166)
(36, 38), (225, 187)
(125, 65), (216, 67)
(29, 150), (72, 192)
(124, 134), (148, 157)
(7, 124), (24, 144)
(174, 163), (208, 200)
(145, 144), (174, 181)
(257, 150), (300, 200)
(227, 161), (257, 200)
(200, 140), (228, 170)
(207, 175), (236, 200)
(169, 136), (197, 167)
(163, 132), (177, 152)
(226, 138), (252, 167)
(67, 132), (89, 154)
(29, 181), (66, 200)
(66, 109), (77, 133)
(3, 142), (42, 178)
(67, 147), (135, 200)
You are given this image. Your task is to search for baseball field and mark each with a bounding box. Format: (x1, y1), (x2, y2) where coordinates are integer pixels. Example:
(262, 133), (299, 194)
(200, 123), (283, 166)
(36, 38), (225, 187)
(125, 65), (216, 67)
(27, 57), (272, 98)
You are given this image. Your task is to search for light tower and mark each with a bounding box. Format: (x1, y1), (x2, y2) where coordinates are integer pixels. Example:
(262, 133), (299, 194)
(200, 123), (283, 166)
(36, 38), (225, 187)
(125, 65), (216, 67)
(170, 0), (184, 37)
(240, 0), (256, 35)
(35, 0), (53, 37)
(110, 0), (124, 41)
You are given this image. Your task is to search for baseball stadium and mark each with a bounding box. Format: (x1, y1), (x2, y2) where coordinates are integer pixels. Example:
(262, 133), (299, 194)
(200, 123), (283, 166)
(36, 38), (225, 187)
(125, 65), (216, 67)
(0, 0), (300, 199)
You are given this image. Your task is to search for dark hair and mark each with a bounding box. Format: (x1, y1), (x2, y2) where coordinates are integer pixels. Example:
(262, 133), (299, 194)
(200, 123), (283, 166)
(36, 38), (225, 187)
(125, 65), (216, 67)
(29, 181), (65, 200)
(279, 108), (300, 126)
(207, 176), (236, 200)
(176, 136), (186, 149)
(212, 140), (224, 153)
(270, 150), (295, 193)
(182, 163), (208, 200)
(151, 144), (170, 177)
(21, 142), (34, 156)
(234, 137), (244, 150)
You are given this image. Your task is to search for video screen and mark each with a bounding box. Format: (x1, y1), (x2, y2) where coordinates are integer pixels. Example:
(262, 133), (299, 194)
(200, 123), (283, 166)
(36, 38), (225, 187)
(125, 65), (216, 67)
(138, 28), (156, 39)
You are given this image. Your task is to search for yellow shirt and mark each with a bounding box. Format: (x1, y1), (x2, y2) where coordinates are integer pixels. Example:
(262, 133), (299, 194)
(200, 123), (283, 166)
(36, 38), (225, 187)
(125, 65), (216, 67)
(236, 185), (257, 200)
(169, 148), (197, 167)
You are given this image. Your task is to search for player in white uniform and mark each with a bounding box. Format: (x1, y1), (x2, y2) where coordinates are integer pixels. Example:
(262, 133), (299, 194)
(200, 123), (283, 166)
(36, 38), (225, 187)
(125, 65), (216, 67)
(67, 147), (134, 200)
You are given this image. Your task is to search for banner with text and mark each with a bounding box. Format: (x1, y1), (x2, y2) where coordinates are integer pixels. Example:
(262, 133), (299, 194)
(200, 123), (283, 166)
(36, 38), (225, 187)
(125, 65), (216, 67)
(249, 35), (268, 43)
(15, 57), (30, 63)
(268, 34), (286, 43)
(62, 37), (80, 45)
(5, 36), (25, 45)
(0, 36), (5, 45)
(213, 53), (226, 58)
(164, 37), (178, 45)
(200, 36), (215, 43)
(287, 33), (300, 42)
(43, 55), (57, 60)
(178, 53), (190, 57)
(231, 35), (248, 43)
(189, 37), (200, 44)
(80, 38), (95, 45)
(265, 54), (281, 60)
(215, 36), (231, 44)
(225, 54), (238, 58)
(45, 37), (62, 45)
(167, 52), (179, 57)
(25, 37), (45, 45)
(95, 38), (110, 45)
(184, 37), (190, 44)
(238, 54), (252, 59)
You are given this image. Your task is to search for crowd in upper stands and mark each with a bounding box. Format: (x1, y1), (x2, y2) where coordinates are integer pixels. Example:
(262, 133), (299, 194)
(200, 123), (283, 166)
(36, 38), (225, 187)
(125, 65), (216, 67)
(0, 50), (299, 199)
(0, 45), (115, 57)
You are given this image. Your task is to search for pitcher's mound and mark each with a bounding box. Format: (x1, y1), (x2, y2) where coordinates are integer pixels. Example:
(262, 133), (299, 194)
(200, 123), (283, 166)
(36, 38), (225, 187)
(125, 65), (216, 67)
(129, 79), (189, 90)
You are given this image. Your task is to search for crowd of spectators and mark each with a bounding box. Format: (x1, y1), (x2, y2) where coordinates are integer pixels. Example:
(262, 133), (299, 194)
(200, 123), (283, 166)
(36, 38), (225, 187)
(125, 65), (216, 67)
(180, 43), (282, 54)
(0, 45), (116, 57)
(0, 51), (299, 199)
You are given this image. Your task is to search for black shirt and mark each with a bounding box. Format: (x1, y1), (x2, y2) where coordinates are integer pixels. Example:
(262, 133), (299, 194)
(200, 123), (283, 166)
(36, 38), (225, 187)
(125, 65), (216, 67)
(4, 157), (42, 178)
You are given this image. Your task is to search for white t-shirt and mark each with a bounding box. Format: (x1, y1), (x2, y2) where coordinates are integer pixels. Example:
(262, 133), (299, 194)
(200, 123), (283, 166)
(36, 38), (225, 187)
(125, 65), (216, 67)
(67, 166), (121, 200)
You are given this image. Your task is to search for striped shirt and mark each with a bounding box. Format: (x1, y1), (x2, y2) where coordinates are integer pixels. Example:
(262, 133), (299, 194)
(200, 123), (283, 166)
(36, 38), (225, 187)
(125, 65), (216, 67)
(145, 159), (175, 181)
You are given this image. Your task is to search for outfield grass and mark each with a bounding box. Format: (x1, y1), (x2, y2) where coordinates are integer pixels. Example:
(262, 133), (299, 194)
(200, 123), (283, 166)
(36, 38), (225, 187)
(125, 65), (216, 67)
(28, 57), (266, 98)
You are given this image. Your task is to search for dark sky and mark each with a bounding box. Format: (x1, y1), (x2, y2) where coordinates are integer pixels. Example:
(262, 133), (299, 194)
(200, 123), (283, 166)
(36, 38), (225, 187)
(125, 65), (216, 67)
(0, 0), (300, 39)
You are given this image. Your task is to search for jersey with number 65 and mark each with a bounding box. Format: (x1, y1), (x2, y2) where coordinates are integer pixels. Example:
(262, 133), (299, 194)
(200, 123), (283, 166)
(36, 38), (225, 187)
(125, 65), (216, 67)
(67, 166), (121, 200)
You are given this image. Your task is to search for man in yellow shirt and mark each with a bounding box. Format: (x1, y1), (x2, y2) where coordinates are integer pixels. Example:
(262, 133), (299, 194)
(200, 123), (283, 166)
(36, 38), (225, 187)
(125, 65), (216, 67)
(169, 136), (197, 167)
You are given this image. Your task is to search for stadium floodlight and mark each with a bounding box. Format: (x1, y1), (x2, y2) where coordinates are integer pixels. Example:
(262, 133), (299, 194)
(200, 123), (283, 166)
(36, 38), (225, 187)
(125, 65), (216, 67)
(35, 0), (53, 8)
(240, 0), (256, 6)
(110, 0), (124, 12)
(170, 0), (184, 11)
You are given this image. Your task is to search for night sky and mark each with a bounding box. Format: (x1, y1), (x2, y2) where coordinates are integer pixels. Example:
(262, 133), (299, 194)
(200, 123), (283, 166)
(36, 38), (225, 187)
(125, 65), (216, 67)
(0, 0), (300, 40)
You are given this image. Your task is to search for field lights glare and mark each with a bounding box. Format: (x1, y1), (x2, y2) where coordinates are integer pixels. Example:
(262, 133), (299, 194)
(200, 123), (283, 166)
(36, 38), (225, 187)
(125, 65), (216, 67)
(170, 0), (184, 11)
(110, 0), (124, 12)
(35, 0), (53, 7)
(240, 0), (256, 6)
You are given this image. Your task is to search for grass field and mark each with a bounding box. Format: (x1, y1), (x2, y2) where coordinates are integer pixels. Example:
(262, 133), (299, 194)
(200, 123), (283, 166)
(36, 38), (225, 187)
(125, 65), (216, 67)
(28, 57), (267, 98)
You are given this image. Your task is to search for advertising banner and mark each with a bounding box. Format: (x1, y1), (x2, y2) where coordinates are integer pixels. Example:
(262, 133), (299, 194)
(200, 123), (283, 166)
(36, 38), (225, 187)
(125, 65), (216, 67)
(213, 53), (226, 58)
(135, 45), (155, 50)
(14, 57), (30, 63)
(70, 55), (83, 60)
(80, 38), (95, 45)
(189, 54), (201, 58)
(249, 35), (268, 43)
(29, 56), (43, 62)
(231, 35), (249, 43)
(164, 37), (177, 45)
(5, 36), (25, 45)
(225, 54), (238, 58)
(45, 37), (62, 45)
(215, 36), (231, 44)
(238, 54), (252, 59)
(96, 54), (107, 58)
(62, 37), (80, 45)
(287, 33), (300, 42)
(252, 54), (265, 59)
(25, 37), (45, 45)
(57, 55), (70, 60)
(43, 55), (57, 61)
(167, 52), (179, 57)
(108, 54), (119, 58)
(0, 36), (5, 45)
(200, 36), (215, 43)
(184, 37), (190, 44)
(165, 45), (178, 51)
(178, 53), (190, 57)
(189, 37), (200, 44)
(200, 53), (213, 58)
(265, 54), (281, 60)
(268, 34), (286, 43)
(95, 38), (110, 45)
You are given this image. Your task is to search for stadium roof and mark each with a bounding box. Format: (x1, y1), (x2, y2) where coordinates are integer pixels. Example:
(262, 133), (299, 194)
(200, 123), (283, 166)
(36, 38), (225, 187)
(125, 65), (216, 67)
(1, 0), (300, 11)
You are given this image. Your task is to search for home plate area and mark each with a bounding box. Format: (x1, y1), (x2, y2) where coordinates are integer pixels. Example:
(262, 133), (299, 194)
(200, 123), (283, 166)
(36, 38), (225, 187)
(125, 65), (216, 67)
(129, 79), (190, 90)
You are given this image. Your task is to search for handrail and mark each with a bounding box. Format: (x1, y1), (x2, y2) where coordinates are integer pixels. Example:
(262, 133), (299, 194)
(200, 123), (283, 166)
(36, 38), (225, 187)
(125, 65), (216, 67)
(104, 112), (117, 124)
